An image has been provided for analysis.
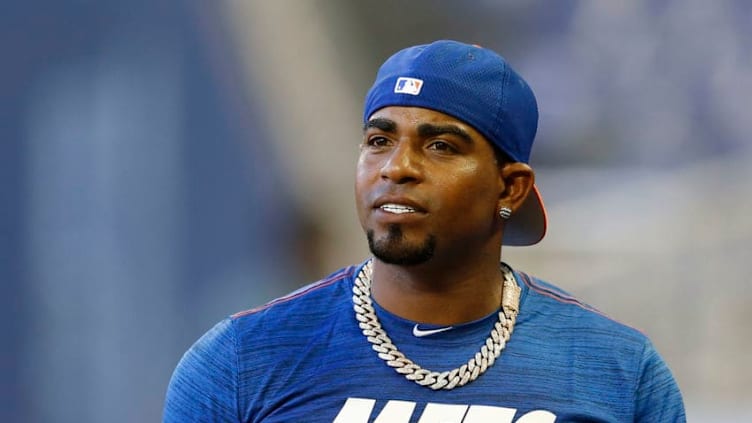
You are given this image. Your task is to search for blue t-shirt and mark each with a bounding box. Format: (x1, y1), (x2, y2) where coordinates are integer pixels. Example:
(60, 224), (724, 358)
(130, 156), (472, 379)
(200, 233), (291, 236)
(163, 262), (685, 422)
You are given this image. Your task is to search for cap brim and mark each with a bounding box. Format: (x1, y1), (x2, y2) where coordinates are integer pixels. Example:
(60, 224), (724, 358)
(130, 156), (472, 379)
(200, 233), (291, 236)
(502, 184), (547, 246)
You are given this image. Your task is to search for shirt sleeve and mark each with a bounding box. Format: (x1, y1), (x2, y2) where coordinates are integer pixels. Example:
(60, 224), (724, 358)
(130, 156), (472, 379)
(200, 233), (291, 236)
(163, 318), (240, 422)
(634, 340), (686, 422)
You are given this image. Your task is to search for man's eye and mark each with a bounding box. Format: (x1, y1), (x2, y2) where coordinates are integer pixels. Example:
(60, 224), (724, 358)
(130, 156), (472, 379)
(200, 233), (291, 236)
(428, 141), (455, 152)
(367, 136), (389, 147)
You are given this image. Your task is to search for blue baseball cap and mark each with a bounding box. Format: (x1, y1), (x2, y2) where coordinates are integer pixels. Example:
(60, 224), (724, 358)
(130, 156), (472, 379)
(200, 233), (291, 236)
(363, 40), (547, 246)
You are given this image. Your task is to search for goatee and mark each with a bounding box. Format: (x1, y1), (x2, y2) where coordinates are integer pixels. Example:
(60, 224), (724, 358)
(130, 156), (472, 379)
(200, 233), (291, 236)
(366, 224), (436, 265)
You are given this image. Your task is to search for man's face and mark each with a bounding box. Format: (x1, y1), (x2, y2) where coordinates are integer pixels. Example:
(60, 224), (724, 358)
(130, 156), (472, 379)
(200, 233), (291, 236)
(355, 106), (505, 266)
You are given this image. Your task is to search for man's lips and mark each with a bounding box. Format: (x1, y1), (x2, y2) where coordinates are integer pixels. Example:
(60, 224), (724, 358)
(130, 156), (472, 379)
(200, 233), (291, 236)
(372, 196), (427, 219)
(373, 197), (426, 214)
(379, 203), (417, 214)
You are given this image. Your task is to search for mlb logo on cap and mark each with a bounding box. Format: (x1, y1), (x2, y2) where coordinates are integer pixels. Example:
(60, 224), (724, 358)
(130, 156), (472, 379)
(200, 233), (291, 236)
(394, 77), (423, 95)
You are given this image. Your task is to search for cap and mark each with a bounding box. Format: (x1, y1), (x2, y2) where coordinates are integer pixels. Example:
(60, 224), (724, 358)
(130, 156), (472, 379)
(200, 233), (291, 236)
(363, 40), (547, 246)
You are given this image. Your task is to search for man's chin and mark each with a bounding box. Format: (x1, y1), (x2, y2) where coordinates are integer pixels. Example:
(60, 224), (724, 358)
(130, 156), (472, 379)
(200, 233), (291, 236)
(366, 229), (436, 266)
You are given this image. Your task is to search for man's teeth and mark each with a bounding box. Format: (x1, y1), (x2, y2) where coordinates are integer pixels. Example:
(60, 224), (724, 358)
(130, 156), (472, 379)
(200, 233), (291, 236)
(380, 204), (416, 214)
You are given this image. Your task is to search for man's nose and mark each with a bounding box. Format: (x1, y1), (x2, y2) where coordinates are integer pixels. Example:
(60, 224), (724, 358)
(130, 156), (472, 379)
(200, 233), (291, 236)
(380, 142), (422, 184)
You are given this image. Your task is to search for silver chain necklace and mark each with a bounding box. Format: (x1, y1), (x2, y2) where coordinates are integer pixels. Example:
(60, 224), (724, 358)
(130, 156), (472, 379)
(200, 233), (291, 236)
(352, 260), (521, 390)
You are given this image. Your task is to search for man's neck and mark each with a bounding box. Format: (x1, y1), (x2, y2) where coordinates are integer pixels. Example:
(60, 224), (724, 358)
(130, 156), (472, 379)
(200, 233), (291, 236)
(369, 256), (505, 325)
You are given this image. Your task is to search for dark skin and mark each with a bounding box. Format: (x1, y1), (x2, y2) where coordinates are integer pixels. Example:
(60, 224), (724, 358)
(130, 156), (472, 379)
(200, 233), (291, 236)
(355, 106), (535, 326)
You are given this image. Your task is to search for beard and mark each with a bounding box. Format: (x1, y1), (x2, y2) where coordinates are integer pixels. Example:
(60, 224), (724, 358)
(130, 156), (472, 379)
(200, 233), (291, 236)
(366, 224), (436, 265)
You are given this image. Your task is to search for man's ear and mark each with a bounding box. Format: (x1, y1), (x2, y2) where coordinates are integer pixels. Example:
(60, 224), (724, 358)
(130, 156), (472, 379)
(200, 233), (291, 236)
(497, 162), (535, 213)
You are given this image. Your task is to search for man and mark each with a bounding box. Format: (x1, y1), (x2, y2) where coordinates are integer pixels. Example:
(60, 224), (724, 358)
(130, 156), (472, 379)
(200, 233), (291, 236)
(164, 40), (685, 422)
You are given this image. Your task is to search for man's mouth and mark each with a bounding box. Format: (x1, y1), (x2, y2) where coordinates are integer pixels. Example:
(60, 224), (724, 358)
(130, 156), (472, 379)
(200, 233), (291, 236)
(379, 203), (417, 214)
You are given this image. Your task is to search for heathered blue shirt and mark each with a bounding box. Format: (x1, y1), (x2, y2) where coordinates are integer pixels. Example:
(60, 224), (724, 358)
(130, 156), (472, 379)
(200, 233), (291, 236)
(164, 261), (685, 422)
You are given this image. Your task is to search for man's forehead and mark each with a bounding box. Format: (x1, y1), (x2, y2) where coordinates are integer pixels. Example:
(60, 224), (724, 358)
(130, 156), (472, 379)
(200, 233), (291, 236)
(365, 106), (474, 131)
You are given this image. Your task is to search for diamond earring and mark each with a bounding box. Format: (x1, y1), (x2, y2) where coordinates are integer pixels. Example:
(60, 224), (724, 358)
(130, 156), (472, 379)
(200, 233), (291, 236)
(499, 207), (512, 220)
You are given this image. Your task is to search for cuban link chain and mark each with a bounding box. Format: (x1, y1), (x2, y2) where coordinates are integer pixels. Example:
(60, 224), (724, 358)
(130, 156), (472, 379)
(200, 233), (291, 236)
(352, 260), (521, 390)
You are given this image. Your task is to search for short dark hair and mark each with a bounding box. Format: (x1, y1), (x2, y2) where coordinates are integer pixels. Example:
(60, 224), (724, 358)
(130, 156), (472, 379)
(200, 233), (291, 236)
(492, 146), (514, 166)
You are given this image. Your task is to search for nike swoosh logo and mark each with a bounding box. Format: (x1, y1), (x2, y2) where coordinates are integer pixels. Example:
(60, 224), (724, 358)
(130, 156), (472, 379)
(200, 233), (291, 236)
(412, 324), (454, 337)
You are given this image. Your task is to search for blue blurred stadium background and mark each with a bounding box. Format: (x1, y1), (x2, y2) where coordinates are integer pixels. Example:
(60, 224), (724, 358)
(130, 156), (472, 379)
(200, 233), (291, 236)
(1, 1), (750, 421)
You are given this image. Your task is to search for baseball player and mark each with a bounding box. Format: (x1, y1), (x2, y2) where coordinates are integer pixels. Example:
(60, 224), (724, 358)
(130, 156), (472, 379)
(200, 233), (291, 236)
(164, 40), (685, 422)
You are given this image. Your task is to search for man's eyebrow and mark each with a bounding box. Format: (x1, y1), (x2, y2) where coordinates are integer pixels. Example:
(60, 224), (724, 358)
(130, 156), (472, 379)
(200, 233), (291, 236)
(363, 117), (397, 133)
(417, 123), (474, 144)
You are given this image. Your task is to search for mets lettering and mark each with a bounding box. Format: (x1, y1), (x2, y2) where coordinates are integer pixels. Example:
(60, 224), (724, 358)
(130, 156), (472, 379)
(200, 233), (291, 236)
(334, 398), (556, 422)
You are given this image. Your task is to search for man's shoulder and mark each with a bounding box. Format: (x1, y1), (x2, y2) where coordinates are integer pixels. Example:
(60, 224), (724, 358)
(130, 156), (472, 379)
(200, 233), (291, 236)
(515, 270), (648, 341)
(229, 263), (360, 324)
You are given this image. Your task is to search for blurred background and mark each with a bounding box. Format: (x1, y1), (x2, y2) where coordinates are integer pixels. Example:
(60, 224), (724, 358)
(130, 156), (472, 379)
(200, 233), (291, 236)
(1, 0), (750, 421)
